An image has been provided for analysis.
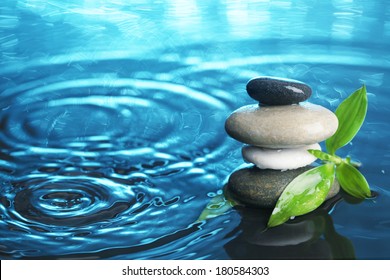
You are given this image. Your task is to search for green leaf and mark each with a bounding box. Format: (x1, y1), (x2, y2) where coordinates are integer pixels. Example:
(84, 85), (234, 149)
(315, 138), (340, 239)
(326, 85), (368, 155)
(196, 192), (238, 222)
(308, 149), (342, 165)
(336, 162), (371, 199)
(267, 163), (335, 228)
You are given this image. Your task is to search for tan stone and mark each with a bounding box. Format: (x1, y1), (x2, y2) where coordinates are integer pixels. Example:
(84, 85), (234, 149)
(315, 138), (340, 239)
(225, 103), (338, 148)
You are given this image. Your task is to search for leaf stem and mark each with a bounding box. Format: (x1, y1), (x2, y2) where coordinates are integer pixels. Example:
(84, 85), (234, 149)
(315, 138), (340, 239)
(308, 149), (343, 165)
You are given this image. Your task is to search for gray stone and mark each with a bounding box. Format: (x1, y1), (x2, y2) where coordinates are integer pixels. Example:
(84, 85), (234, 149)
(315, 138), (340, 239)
(246, 76), (312, 105)
(226, 165), (340, 208)
(225, 102), (338, 148)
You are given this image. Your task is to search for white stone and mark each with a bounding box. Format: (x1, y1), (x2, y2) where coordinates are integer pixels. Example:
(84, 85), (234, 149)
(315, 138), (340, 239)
(242, 143), (321, 170)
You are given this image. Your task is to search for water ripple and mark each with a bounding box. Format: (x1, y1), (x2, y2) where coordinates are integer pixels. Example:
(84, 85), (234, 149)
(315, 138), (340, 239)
(0, 63), (231, 159)
(1, 43), (389, 259)
(0, 156), (221, 258)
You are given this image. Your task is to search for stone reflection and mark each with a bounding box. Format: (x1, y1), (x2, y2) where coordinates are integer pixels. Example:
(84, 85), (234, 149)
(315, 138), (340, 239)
(223, 195), (356, 260)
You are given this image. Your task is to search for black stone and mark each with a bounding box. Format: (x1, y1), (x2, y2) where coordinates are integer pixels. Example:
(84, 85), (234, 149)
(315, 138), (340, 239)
(226, 166), (340, 208)
(246, 76), (312, 105)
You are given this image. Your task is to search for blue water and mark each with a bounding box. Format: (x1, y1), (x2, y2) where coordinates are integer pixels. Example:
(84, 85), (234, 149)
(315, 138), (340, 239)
(0, 0), (389, 259)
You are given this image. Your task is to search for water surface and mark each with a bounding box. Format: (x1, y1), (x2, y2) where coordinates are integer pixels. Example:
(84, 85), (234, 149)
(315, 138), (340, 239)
(0, 0), (389, 259)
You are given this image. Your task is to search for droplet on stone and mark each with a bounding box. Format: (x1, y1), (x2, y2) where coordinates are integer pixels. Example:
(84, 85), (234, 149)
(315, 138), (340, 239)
(246, 76), (312, 105)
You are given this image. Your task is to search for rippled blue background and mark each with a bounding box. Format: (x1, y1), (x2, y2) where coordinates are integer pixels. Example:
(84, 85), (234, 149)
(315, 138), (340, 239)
(0, 0), (389, 259)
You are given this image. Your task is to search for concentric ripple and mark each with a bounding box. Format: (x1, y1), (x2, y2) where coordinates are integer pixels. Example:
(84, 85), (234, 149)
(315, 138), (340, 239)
(12, 176), (136, 227)
(0, 58), (234, 161)
(0, 153), (226, 258)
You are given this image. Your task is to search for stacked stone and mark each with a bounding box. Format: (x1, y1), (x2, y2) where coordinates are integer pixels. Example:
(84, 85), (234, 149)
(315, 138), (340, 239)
(225, 77), (340, 208)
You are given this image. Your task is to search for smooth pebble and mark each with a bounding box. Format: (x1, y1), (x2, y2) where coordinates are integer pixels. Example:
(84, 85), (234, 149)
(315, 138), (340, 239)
(242, 143), (320, 170)
(246, 76), (312, 105)
(225, 102), (338, 148)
